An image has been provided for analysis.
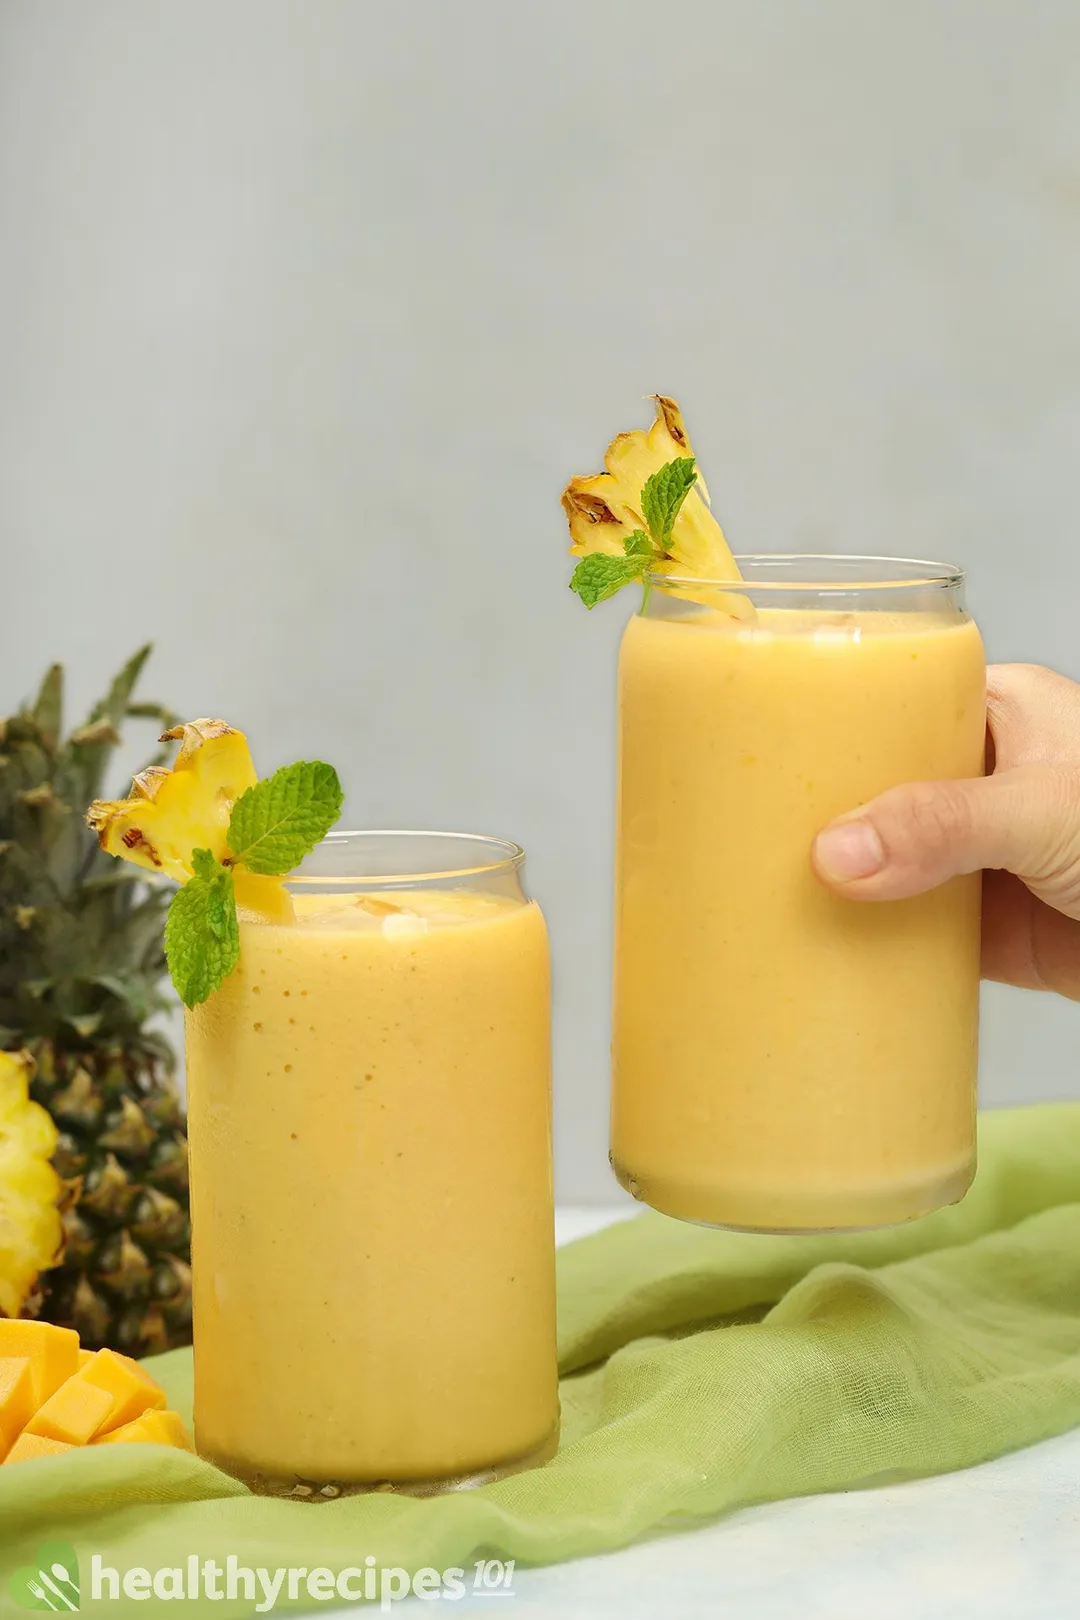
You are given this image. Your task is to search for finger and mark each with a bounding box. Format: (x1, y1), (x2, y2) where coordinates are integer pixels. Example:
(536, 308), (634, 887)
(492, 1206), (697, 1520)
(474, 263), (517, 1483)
(982, 869), (1080, 1000)
(981, 868), (1040, 987)
(986, 663), (1080, 772)
(811, 764), (1080, 906)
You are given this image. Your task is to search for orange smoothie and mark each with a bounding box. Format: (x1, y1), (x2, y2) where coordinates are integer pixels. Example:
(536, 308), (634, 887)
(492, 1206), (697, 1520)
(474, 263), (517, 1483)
(612, 601), (986, 1231)
(185, 875), (557, 1493)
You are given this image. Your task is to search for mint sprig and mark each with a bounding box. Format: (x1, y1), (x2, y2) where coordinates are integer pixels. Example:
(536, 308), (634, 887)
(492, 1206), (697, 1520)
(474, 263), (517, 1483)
(640, 456), (697, 550)
(569, 550), (650, 609)
(165, 758), (343, 1009)
(164, 849), (239, 1010)
(228, 760), (344, 874)
(569, 456), (697, 610)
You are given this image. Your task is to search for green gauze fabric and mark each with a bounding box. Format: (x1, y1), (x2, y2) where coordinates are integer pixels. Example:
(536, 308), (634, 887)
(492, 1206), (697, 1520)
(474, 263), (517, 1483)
(3, 1102), (1080, 1618)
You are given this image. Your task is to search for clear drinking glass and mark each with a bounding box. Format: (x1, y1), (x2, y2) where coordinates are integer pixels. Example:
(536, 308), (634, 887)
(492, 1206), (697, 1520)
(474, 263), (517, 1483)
(612, 557), (986, 1232)
(185, 830), (558, 1496)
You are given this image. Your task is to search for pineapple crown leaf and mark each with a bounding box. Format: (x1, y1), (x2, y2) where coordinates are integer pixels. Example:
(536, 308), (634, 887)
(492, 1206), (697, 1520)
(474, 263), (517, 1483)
(70, 718), (122, 748)
(162, 759), (343, 1008)
(1, 646), (177, 1055)
(72, 644), (158, 805)
(90, 644), (154, 730)
(569, 457), (699, 611)
(31, 664), (64, 749)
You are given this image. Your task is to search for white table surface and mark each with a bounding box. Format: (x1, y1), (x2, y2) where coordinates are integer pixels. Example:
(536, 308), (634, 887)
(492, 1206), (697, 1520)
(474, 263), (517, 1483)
(333, 1208), (1080, 1620)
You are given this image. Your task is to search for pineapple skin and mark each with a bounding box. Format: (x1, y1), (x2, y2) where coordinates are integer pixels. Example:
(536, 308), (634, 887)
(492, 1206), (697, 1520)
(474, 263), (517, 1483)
(0, 649), (193, 1356)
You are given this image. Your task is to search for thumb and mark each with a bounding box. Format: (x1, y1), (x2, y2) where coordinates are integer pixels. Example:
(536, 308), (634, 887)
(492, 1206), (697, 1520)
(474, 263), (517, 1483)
(811, 764), (1080, 907)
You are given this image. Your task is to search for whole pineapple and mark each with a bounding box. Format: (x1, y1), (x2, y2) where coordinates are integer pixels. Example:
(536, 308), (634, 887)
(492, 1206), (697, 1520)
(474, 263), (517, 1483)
(0, 647), (192, 1355)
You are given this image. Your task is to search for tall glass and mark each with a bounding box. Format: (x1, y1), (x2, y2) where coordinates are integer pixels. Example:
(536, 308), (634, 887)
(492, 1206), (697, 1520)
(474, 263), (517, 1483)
(612, 558), (986, 1232)
(185, 830), (558, 1496)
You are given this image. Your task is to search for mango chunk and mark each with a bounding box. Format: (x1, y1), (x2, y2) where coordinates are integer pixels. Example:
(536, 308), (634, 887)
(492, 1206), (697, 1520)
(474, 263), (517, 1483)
(95, 1408), (194, 1452)
(26, 1375), (114, 1445)
(0, 1321), (79, 1407)
(115, 1351), (168, 1393)
(0, 1330), (189, 1461)
(0, 1358), (34, 1459)
(4, 1431), (74, 1465)
(78, 1349), (166, 1434)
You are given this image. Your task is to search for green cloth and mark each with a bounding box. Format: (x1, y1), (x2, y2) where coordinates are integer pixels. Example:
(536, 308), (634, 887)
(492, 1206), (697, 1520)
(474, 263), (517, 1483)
(3, 1103), (1080, 1617)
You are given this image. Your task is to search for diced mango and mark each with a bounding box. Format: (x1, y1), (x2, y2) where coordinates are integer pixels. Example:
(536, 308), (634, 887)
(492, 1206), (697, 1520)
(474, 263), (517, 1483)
(26, 1375), (114, 1445)
(77, 1349), (166, 1434)
(0, 1358), (34, 1459)
(0, 1321), (79, 1407)
(4, 1431), (74, 1465)
(95, 1407), (194, 1451)
(0, 1329), (190, 1461)
(115, 1352), (168, 1393)
(150, 1409), (195, 1452)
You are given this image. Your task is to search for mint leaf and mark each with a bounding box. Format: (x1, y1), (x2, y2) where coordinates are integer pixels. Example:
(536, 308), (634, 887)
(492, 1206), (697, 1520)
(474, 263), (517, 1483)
(191, 847), (217, 881)
(623, 529), (656, 558)
(641, 456), (697, 549)
(227, 760), (343, 875)
(569, 551), (649, 609)
(164, 850), (239, 1009)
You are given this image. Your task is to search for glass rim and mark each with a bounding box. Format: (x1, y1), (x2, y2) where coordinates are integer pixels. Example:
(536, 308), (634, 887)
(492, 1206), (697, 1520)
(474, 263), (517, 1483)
(288, 829), (525, 885)
(646, 554), (965, 592)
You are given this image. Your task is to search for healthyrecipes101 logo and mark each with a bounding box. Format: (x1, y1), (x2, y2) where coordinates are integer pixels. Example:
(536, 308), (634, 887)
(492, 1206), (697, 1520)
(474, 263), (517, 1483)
(9, 1544), (517, 1612)
(9, 1542), (80, 1611)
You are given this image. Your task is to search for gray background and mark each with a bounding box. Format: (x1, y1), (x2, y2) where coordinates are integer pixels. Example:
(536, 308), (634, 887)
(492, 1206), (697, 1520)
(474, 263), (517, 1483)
(2, 0), (1078, 1201)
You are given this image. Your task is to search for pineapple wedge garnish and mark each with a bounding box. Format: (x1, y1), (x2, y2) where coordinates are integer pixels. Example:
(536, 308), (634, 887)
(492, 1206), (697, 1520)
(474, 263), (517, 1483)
(562, 395), (741, 582)
(563, 395), (753, 616)
(87, 720), (293, 923)
(0, 1050), (64, 1320)
(88, 721), (253, 881)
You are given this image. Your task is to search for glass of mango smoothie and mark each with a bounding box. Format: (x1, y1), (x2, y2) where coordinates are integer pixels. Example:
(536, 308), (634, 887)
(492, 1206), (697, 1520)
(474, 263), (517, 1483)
(183, 829), (558, 1496)
(611, 556), (986, 1232)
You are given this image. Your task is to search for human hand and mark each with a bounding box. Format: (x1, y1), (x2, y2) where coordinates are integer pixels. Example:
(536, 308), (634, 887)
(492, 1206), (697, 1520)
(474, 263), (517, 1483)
(812, 664), (1080, 999)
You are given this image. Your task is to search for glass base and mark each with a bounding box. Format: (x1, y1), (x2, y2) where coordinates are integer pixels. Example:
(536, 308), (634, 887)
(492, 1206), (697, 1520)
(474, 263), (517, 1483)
(611, 1153), (976, 1234)
(199, 1423), (560, 1501)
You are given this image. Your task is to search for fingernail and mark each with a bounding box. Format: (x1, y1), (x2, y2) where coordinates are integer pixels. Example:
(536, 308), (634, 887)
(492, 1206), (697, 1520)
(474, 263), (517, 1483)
(814, 820), (885, 882)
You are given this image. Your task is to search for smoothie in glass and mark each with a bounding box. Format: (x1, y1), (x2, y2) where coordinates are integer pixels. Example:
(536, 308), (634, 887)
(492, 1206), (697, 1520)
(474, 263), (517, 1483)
(611, 559), (986, 1232)
(185, 831), (558, 1494)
